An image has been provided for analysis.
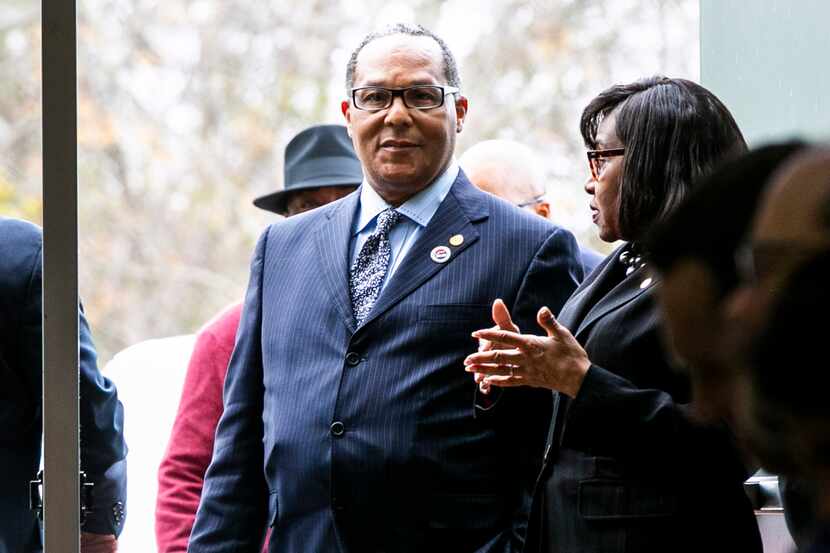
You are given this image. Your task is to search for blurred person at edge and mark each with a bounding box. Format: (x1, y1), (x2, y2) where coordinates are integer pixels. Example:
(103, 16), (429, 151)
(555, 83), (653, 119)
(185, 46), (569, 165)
(154, 124), (361, 553)
(645, 142), (807, 423)
(742, 254), (830, 553)
(459, 139), (604, 276)
(724, 148), (830, 552)
(464, 76), (763, 553)
(0, 218), (127, 553)
(645, 142), (815, 549)
(189, 22), (582, 553)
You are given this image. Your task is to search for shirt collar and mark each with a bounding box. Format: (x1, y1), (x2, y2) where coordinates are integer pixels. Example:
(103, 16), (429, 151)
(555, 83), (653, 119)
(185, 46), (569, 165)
(354, 161), (459, 234)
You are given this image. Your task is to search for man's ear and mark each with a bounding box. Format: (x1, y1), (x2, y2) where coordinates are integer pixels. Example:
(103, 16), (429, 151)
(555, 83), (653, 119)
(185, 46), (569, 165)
(341, 100), (352, 136)
(534, 201), (551, 220)
(455, 95), (468, 133)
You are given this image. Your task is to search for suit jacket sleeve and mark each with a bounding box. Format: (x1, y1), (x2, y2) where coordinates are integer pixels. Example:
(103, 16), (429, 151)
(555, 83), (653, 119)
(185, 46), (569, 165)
(188, 231), (270, 552)
(156, 309), (238, 553)
(563, 332), (748, 482)
(9, 225), (128, 537)
(78, 301), (129, 536)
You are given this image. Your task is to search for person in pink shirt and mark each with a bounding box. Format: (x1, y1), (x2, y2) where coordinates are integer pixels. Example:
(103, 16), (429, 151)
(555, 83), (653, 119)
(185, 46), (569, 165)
(155, 124), (362, 552)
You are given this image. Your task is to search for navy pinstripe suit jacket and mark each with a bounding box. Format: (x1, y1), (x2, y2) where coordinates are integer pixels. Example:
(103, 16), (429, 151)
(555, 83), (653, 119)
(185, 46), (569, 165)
(189, 172), (583, 553)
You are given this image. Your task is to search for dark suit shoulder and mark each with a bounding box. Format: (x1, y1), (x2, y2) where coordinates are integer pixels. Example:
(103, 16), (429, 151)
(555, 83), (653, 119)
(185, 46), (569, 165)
(0, 218), (42, 261)
(0, 218), (42, 302)
(0, 216), (42, 236)
(485, 196), (583, 275)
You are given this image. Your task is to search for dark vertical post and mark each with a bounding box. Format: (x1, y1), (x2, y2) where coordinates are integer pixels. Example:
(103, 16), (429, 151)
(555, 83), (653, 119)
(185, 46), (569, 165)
(41, 1), (80, 551)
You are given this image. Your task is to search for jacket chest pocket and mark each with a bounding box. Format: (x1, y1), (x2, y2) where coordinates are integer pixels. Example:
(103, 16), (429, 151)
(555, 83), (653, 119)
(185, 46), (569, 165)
(577, 478), (678, 520)
(418, 304), (492, 329)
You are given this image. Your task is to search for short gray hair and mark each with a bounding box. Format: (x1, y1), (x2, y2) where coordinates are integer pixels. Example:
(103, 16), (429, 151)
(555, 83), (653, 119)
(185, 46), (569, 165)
(345, 23), (461, 93)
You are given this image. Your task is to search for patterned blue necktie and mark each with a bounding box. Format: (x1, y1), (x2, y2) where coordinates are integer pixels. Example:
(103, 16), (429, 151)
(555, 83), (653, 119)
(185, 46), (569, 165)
(349, 208), (402, 325)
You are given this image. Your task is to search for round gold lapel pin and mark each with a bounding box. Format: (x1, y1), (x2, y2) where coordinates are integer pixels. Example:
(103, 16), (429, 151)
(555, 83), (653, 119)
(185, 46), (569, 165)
(449, 234), (464, 247)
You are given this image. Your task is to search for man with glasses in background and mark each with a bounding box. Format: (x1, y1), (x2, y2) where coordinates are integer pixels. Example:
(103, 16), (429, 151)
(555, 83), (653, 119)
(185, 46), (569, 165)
(189, 23), (582, 553)
(460, 139), (603, 275)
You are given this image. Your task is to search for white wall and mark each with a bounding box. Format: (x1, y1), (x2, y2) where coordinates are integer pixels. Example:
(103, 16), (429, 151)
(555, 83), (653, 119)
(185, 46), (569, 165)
(700, 0), (830, 145)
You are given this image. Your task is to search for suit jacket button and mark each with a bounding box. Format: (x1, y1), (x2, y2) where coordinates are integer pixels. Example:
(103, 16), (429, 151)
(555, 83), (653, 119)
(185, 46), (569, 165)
(345, 352), (361, 366)
(330, 421), (346, 437)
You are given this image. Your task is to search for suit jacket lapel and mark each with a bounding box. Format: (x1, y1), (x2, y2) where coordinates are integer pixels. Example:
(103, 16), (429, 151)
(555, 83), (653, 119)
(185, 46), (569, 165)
(314, 190), (360, 334)
(557, 246), (620, 332)
(357, 173), (488, 329)
(574, 262), (653, 339)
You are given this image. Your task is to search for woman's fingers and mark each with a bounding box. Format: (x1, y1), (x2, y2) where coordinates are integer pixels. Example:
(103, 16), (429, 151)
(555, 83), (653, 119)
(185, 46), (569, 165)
(464, 348), (523, 367)
(492, 298), (519, 333)
(467, 363), (517, 375)
(477, 299), (520, 353)
(476, 324), (499, 352)
(464, 365), (518, 382)
(471, 328), (530, 349)
(536, 306), (558, 337)
(538, 306), (580, 347)
(482, 374), (525, 388)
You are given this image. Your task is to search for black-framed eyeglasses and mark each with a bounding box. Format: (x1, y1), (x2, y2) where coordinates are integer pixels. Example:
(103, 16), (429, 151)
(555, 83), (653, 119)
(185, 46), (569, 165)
(516, 195), (545, 209)
(586, 148), (625, 181)
(351, 85), (460, 112)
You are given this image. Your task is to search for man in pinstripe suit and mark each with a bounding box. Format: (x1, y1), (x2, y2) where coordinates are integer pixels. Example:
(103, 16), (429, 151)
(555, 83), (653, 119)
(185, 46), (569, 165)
(189, 24), (582, 553)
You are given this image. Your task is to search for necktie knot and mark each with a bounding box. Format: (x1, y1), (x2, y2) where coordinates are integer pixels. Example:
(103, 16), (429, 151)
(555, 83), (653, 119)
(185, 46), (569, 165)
(375, 208), (401, 236)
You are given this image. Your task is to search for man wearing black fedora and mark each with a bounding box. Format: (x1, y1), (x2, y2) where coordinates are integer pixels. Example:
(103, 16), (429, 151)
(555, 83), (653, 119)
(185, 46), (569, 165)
(253, 124), (363, 217)
(155, 124), (361, 553)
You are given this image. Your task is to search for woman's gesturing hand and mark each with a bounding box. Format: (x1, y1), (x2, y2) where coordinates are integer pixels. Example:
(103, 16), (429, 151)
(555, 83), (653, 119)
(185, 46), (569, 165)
(474, 299), (519, 394)
(465, 301), (591, 398)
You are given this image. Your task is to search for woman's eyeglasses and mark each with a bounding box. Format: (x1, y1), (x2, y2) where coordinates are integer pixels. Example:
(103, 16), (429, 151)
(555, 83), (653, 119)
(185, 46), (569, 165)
(586, 148), (625, 181)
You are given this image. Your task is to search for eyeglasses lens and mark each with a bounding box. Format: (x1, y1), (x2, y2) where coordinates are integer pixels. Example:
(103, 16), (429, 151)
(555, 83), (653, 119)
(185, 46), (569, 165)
(354, 86), (444, 110)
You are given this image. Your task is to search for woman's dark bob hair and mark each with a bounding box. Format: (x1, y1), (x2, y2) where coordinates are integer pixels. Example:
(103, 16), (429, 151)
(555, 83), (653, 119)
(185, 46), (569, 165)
(581, 76), (747, 241)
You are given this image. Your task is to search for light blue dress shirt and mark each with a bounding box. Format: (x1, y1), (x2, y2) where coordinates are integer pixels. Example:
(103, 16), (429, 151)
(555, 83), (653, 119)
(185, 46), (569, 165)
(350, 162), (459, 291)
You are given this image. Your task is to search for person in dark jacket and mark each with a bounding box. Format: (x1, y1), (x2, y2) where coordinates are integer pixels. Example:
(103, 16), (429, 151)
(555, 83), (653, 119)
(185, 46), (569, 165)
(465, 76), (762, 553)
(0, 217), (127, 553)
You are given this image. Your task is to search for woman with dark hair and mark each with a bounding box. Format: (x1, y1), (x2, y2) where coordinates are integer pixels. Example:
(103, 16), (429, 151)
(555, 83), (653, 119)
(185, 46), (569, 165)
(464, 76), (761, 552)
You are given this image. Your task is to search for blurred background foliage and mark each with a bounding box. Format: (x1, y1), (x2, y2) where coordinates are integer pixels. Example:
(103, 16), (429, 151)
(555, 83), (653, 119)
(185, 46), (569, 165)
(1, 0), (697, 361)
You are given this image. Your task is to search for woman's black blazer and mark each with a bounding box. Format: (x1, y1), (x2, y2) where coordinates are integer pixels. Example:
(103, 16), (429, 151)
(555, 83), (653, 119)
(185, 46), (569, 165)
(524, 243), (762, 553)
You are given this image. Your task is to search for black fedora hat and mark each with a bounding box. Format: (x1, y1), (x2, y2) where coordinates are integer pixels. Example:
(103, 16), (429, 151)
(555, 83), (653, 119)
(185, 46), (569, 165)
(253, 124), (363, 215)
